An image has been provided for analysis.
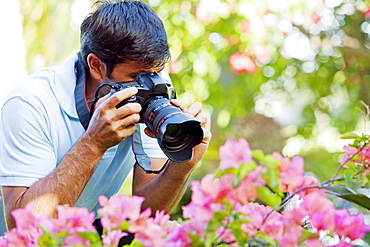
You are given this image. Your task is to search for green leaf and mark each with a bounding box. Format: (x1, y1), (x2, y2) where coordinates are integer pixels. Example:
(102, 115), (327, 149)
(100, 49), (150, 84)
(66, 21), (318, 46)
(323, 185), (370, 211)
(256, 187), (282, 209)
(261, 155), (284, 198)
(120, 220), (131, 232)
(215, 167), (238, 177)
(233, 161), (257, 187)
(127, 239), (145, 247)
(239, 161), (258, 177)
(252, 149), (265, 161)
(299, 229), (317, 243)
(37, 232), (58, 247)
(205, 211), (227, 247)
(340, 132), (361, 139)
(362, 231), (370, 244)
(77, 231), (101, 243)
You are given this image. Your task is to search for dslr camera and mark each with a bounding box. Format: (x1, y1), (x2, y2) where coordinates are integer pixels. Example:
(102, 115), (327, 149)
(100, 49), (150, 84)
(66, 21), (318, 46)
(110, 72), (203, 163)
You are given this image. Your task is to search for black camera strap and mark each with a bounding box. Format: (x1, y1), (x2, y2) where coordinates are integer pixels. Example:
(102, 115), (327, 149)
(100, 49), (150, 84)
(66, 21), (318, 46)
(74, 55), (91, 130)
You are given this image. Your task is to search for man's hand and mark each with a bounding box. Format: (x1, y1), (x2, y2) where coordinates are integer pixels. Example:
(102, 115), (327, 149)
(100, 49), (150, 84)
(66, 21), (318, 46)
(143, 99), (211, 166)
(85, 87), (142, 151)
(134, 99), (211, 214)
(171, 100), (211, 166)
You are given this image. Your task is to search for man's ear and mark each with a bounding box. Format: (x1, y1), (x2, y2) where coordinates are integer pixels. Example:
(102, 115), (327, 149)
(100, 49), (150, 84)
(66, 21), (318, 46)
(87, 53), (107, 80)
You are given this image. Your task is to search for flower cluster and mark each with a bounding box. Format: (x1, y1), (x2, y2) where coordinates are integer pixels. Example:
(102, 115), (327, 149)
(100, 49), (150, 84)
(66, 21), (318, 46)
(0, 203), (97, 246)
(1, 138), (370, 246)
(342, 145), (370, 174)
(175, 139), (370, 246)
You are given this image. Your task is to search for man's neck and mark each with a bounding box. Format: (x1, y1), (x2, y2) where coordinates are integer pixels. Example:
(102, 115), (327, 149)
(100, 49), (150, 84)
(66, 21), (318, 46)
(85, 72), (101, 107)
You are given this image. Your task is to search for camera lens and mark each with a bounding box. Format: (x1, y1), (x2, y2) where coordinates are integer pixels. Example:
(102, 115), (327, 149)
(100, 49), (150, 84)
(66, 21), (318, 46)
(162, 122), (194, 151)
(143, 97), (203, 162)
(164, 124), (185, 142)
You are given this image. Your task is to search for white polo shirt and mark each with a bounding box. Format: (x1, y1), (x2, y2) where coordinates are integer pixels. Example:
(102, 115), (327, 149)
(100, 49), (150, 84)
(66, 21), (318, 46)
(0, 51), (166, 213)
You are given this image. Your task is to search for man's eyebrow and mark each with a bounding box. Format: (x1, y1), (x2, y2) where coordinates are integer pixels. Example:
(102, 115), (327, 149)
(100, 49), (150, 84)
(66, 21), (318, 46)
(128, 71), (141, 78)
(128, 67), (165, 78)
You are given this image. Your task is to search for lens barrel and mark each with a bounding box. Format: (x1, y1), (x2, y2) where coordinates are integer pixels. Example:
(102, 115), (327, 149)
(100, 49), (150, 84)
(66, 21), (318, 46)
(143, 97), (203, 162)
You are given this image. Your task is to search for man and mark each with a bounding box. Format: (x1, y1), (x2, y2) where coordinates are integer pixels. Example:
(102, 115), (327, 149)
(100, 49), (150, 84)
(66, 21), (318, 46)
(0, 0), (210, 231)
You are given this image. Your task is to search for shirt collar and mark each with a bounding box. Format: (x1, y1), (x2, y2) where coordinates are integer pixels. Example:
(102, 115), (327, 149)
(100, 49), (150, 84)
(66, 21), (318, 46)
(54, 51), (80, 118)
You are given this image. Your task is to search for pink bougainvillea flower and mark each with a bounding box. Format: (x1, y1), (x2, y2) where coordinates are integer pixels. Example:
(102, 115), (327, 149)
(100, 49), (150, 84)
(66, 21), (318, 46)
(10, 202), (45, 244)
(127, 208), (152, 233)
(0, 228), (30, 247)
(102, 230), (127, 246)
(190, 173), (230, 205)
(305, 238), (324, 247)
(48, 205), (95, 234)
(165, 223), (192, 246)
(259, 210), (284, 237)
(216, 227), (237, 247)
(360, 146), (370, 163)
(274, 219), (303, 247)
(342, 145), (370, 174)
(214, 165), (266, 205)
(342, 145), (360, 166)
(306, 195), (336, 232)
(298, 176), (321, 197)
(235, 203), (286, 240)
(184, 173), (227, 233)
(182, 201), (215, 222)
(128, 208), (167, 247)
(334, 208), (370, 241)
(230, 179), (258, 205)
(286, 191), (335, 232)
(182, 183), (226, 243)
(98, 194), (145, 230)
(181, 200), (225, 237)
(179, 219), (210, 243)
(342, 145), (370, 162)
(219, 138), (253, 169)
(273, 152), (305, 193)
(245, 165), (267, 187)
(152, 210), (170, 228)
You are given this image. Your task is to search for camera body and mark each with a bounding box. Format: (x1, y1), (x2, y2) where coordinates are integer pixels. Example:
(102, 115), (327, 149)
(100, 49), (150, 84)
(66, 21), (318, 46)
(115, 72), (176, 120)
(110, 72), (203, 163)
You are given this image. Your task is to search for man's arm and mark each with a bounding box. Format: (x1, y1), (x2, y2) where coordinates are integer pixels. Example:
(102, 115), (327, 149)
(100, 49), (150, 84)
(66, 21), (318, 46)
(132, 102), (211, 214)
(2, 87), (141, 229)
(2, 135), (105, 228)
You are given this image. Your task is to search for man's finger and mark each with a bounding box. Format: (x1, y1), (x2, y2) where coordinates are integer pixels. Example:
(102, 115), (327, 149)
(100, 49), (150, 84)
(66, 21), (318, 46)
(105, 87), (138, 109)
(115, 102), (142, 120)
(170, 99), (186, 112)
(187, 102), (202, 117)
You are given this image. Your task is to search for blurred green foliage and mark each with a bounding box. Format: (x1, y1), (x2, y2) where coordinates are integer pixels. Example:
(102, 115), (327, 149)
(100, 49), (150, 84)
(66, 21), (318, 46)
(18, 0), (370, 194)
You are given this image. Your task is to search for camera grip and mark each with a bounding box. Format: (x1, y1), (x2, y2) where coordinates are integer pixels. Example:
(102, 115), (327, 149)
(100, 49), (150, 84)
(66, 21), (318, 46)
(115, 94), (137, 108)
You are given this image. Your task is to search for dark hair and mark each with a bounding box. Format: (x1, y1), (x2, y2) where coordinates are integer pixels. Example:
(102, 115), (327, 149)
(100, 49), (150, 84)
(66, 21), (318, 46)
(80, 0), (170, 77)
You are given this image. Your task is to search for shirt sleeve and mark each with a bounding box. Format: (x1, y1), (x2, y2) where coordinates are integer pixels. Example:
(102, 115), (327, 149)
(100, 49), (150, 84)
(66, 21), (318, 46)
(0, 96), (56, 187)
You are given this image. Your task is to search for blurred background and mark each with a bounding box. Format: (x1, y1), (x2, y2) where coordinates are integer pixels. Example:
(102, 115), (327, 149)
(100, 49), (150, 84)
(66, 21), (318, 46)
(1, 0), (370, 219)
